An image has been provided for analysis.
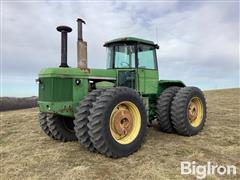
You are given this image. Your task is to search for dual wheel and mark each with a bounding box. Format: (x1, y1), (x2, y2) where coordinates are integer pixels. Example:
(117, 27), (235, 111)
(74, 87), (147, 158)
(38, 87), (147, 158)
(38, 86), (206, 158)
(156, 86), (207, 136)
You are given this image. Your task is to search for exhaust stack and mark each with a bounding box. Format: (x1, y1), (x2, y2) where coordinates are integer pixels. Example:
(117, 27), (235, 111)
(56, 26), (72, 68)
(77, 18), (88, 69)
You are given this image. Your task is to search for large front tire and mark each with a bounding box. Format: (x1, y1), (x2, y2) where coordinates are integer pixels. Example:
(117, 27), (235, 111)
(47, 114), (77, 141)
(74, 89), (105, 151)
(171, 87), (207, 136)
(38, 112), (55, 139)
(88, 87), (147, 158)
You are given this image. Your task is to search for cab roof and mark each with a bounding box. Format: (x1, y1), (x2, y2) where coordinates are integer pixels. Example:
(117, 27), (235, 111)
(104, 37), (159, 49)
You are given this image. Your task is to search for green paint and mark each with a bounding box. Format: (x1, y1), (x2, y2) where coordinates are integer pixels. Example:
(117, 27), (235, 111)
(39, 68), (117, 78)
(38, 77), (73, 101)
(138, 69), (159, 94)
(95, 81), (115, 89)
(38, 37), (186, 119)
(38, 68), (117, 117)
(38, 101), (76, 117)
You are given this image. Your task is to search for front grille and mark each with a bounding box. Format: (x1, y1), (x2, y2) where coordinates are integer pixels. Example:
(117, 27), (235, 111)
(38, 77), (73, 101)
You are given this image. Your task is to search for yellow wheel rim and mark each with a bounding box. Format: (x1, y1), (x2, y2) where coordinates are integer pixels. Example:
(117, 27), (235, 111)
(109, 101), (141, 144)
(187, 97), (203, 127)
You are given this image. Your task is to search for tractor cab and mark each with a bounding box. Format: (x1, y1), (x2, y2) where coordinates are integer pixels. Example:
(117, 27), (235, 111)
(104, 37), (159, 69)
(104, 37), (159, 93)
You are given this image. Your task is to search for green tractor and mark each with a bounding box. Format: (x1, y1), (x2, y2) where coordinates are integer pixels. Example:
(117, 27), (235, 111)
(37, 18), (207, 158)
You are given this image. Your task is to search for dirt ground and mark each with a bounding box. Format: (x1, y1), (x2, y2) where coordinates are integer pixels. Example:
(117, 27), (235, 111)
(0, 88), (239, 180)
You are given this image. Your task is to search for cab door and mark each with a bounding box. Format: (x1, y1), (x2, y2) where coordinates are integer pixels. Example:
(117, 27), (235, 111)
(117, 69), (136, 89)
(136, 44), (159, 95)
(138, 69), (158, 94)
(114, 44), (138, 89)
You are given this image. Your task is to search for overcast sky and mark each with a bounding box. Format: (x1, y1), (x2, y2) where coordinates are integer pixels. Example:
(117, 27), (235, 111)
(1, 1), (239, 97)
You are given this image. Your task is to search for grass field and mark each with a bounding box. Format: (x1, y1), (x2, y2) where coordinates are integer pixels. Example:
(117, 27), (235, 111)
(1, 88), (239, 180)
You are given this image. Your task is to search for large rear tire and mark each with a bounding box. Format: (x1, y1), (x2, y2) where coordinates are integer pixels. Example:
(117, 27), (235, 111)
(47, 114), (77, 141)
(88, 87), (147, 158)
(171, 87), (207, 136)
(156, 86), (181, 133)
(38, 112), (55, 139)
(74, 89), (105, 151)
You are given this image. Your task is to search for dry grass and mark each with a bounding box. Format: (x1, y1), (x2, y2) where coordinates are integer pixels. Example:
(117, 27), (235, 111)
(1, 88), (240, 180)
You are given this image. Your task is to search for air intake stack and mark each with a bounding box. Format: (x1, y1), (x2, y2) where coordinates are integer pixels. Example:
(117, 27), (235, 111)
(77, 18), (88, 69)
(56, 26), (72, 68)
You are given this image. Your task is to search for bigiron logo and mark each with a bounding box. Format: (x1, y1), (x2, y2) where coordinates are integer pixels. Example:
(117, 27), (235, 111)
(180, 161), (237, 179)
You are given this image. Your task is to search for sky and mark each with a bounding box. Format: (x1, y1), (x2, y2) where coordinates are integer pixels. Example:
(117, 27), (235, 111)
(1, 0), (239, 97)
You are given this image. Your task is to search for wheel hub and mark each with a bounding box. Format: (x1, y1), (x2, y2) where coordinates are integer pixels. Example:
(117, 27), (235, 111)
(112, 109), (133, 138)
(188, 101), (198, 122)
(109, 101), (141, 144)
(187, 97), (204, 128)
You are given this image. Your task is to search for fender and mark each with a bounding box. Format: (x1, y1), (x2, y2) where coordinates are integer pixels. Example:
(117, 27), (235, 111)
(158, 80), (185, 95)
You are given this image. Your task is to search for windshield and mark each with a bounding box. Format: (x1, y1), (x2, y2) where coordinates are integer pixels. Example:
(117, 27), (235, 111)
(106, 45), (135, 68)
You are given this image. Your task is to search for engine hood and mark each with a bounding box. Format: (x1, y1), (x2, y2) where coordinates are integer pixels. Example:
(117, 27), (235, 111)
(39, 67), (117, 80)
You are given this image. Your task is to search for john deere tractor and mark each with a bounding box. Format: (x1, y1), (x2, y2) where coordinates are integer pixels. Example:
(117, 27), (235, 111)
(37, 18), (207, 158)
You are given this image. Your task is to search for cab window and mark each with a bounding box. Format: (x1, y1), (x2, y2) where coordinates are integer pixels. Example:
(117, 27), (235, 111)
(115, 45), (135, 68)
(106, 45), (135, 68)
(137, 44), (157, 69)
